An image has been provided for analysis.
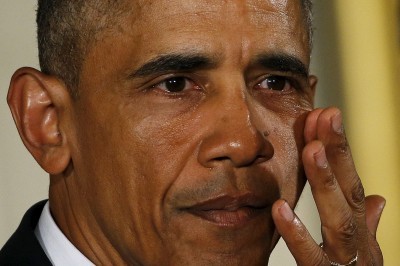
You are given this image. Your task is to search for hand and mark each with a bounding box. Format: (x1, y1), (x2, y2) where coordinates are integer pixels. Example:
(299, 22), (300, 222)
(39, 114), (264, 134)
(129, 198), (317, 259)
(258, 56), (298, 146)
(272, 107), (385, 265)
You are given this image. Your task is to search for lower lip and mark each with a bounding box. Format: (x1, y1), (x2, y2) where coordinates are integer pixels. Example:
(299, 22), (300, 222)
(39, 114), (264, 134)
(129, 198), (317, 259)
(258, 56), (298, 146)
(188, 207), (265, 228)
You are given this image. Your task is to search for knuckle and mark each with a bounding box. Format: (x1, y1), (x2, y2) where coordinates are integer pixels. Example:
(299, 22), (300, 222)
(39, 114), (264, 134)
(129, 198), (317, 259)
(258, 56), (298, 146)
(335, 214), (357, 242)
(334, 135), (350, 154)
(350, 178), (365, 208)
(322, 213), (357, 245)
(323, 172), (338, 191)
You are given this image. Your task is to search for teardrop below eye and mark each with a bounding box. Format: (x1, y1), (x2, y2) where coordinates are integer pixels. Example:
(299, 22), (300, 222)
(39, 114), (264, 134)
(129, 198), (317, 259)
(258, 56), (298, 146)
(258, 76), (289, 91)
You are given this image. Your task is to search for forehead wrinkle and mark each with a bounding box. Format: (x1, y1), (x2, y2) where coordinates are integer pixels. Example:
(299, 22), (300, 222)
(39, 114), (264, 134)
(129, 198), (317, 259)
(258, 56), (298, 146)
(245, 0), (302, 30)
(232, 1), (300, 68)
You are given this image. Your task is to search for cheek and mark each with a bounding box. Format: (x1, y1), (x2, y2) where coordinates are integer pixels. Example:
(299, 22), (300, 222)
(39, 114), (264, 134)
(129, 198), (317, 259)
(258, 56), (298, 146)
(265, 109), (309, 206)
(69, 96), (204, 261)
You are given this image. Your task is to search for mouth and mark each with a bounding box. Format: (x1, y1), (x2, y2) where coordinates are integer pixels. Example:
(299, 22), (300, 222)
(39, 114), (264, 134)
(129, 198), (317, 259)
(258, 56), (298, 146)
(183, 194), (270, 228)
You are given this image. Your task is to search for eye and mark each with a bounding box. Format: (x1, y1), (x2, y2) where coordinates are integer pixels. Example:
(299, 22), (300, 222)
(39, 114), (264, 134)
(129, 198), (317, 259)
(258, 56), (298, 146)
(152, 77), (197, 93)
(256, 76), (292, 92)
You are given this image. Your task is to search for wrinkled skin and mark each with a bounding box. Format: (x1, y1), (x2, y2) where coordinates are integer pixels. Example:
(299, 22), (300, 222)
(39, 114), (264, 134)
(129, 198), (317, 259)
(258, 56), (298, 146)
(7, 0), (384, 265)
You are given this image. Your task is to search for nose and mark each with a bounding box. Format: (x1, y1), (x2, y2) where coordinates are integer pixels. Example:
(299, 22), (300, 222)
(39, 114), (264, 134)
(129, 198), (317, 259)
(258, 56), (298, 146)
(197, 91), (274, 168)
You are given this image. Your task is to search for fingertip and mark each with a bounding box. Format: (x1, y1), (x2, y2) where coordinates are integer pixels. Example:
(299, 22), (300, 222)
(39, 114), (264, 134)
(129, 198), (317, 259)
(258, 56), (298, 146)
(330, 109), (344, 135)
(272, 199), (296, 230)
(316, 107), (345, 142)
(272, 199), (288, 221)
(365, 195), (386, 237)
(272, 200), (326, 265)
(304, 108), (324, 143)
(278, 200), (294, 222)
(302, 140), (325, 168)
(366, 194), (386, 214)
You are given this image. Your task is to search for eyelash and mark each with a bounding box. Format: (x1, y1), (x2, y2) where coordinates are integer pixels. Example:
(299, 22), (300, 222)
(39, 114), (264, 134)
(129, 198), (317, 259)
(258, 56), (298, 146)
(149, 74), (301, 95)
(254, 75), (300, 93)
(151, 76), (199, 94)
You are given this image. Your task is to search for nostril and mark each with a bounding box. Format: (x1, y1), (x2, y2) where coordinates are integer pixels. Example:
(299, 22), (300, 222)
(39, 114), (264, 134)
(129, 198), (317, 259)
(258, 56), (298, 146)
(214, 156), (230, 161)
(197, 125), (275, 168)
(255, 155), (268, 164)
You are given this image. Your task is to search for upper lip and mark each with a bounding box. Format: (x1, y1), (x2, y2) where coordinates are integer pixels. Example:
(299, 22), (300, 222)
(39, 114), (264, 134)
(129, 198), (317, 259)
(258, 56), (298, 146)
(184, 193), (268, 212)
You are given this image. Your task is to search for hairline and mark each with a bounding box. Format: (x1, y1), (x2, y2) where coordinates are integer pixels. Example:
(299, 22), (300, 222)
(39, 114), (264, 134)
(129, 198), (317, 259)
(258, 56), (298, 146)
(37, 0), (313, 98)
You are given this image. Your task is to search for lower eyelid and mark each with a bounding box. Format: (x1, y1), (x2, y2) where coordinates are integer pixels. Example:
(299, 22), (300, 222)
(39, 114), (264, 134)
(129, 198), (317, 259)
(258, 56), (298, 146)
(153, 77), (200, 93)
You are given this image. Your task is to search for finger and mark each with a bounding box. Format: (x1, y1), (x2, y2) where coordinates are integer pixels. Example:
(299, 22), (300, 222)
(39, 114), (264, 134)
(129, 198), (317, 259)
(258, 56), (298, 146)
(314, 108), (372, 262)
(304, 108), (324, 143)
(365, 195), (386, 237)
(306, 107), (384, 265)
(313, 108), (365, 217)
(272, 199), (328, 266)
(362, 196), (385, 266)
(303, 140), (358, 264)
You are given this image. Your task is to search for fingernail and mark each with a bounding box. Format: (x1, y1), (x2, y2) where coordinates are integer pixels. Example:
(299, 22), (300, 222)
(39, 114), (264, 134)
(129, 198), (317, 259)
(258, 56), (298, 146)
(279, 201), (294, 222)
(314, 145), (328, 168)
(331, 112), (343, 134)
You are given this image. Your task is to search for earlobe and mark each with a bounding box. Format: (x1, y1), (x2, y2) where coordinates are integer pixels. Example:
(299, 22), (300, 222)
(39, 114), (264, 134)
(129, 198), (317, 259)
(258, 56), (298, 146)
(7, 67), (71, 175)
(308, 75), (318, 102)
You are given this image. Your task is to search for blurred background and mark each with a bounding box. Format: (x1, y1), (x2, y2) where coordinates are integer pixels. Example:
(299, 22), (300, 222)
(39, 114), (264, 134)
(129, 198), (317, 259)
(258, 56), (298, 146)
(1, 1), (399, 265)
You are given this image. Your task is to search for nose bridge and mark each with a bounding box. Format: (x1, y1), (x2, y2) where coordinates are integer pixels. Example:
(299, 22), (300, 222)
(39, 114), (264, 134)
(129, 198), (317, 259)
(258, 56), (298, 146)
(197, 84), (274, 168)
(221, 87), (253, 132)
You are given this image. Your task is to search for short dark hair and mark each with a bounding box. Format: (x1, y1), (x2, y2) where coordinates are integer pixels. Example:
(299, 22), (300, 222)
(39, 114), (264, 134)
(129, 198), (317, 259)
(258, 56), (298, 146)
(37, 0), (313, 98)
(301, 0), (314, 49)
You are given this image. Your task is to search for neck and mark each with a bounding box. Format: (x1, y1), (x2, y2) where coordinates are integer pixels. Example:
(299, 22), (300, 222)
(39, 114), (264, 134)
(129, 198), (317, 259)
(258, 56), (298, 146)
(48, 173), (128, 265)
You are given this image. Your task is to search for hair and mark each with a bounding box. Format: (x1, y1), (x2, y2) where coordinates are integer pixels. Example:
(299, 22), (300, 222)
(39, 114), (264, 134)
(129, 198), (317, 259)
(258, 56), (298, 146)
(37, 0), (313, 98)
(301, 0), (314, 49)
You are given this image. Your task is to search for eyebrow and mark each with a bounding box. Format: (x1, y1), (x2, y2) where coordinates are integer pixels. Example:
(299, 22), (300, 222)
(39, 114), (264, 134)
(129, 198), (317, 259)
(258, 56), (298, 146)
(130, 53), (217, 78)
(254, 53), (309, 77)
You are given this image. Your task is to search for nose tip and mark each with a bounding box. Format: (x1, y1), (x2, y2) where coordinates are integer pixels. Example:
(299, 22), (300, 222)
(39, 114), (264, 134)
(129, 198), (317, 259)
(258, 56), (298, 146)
(198, 125), (274, 168)
(197, 84), (274, 169)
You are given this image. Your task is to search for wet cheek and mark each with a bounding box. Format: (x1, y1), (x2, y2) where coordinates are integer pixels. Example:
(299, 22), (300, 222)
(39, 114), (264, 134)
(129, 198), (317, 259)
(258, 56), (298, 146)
(261, 95), (313, 117)
(266, 113), (305, 203)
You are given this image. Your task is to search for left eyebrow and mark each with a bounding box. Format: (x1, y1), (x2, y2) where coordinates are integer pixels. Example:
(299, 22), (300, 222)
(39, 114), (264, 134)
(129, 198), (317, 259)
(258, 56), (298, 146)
(253, 53), (309, 77)
(129, 53), (218, 78)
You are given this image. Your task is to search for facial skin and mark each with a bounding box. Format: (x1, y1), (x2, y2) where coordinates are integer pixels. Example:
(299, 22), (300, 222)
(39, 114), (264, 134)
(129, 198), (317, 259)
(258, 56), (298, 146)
(12, 0), (315, 265)
(8, 0), (388, 264)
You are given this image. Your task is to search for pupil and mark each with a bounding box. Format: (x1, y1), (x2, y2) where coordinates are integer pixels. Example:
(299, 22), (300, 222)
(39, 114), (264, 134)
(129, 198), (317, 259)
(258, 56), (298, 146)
(166, 77), (186, 92)
(267, 77), (286, 91)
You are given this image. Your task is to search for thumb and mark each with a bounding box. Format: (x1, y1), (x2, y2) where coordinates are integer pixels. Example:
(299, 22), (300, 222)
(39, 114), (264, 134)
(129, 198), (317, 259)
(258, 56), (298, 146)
(365, 195), (386, 237)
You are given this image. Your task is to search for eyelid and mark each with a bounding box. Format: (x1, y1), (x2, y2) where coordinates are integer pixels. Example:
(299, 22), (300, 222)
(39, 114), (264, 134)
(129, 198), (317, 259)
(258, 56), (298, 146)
(252, 75), (299, 94)
(136, 73), (196, 92)
(148, 74), (204, 95)
(255, 73), (306, 92)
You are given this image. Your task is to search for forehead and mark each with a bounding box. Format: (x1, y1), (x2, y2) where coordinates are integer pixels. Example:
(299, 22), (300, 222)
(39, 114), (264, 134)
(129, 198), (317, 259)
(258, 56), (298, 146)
(128, 1), (304, 51)
(131, 0), (305, 40)
(82, 0), (309, 83)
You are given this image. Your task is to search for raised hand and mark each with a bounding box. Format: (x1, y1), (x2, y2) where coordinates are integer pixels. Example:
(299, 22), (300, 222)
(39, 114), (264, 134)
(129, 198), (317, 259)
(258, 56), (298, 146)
(272, 107), (385, 265)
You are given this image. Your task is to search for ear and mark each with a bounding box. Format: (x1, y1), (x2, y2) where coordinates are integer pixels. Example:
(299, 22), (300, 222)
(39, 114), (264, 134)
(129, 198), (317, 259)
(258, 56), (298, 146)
(308, 75), (318, 105)
(7, 67), (71, 175)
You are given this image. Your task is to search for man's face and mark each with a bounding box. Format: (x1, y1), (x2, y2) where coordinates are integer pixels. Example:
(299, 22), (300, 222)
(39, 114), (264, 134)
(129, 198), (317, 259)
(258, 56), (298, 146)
(62, 0), (314, 264)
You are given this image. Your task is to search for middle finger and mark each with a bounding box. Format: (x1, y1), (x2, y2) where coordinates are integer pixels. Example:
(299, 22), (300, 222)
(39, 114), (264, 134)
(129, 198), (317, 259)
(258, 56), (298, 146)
(303, 140), (358, 264)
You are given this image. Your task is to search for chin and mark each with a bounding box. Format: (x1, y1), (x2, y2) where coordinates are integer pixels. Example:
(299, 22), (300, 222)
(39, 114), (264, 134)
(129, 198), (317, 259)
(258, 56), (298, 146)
(165, 246), (271, 266)
(154, 211), (274, 266)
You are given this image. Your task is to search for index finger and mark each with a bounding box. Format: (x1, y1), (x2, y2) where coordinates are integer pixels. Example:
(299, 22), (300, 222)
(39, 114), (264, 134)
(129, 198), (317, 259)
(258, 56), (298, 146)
(305, 108), (365, 216)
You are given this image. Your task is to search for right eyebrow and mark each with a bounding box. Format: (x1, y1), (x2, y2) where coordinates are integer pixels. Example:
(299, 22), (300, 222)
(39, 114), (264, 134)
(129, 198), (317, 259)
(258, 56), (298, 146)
(254, 53), (309, 77)
(129, 53), (218, 78)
